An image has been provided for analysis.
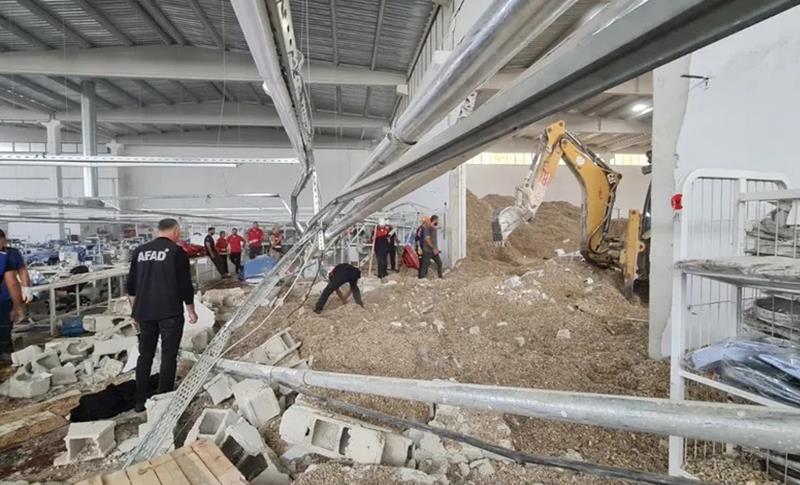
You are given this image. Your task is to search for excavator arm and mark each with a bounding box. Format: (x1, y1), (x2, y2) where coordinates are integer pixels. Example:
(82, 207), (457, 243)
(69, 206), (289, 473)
(491, 120), (645, 297)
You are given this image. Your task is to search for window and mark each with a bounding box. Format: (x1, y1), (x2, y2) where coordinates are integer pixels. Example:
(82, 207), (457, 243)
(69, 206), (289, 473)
(611, 153), (648, 166)
(467, 151), (649, 167)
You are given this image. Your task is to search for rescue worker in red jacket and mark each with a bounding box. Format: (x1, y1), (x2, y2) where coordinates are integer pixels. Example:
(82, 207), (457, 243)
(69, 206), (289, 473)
(374, 219), (390, 279)
(227, 228), (245, 273)
(215, 230), (229, 275)
(246, 222), (264, 260)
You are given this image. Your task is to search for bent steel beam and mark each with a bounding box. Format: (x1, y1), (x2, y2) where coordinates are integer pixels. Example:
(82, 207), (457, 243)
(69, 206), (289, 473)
(202, 355), (800, 454)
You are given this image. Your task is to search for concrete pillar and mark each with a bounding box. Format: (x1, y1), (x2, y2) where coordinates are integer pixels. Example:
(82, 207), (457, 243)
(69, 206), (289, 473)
(81, 80), (98, 198)
(648, 55), (691, 359)
(42, 119), (66, 239)
(447, 164), (466, 262)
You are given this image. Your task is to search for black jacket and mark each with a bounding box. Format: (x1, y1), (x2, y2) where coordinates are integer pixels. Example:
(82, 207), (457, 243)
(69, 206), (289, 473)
(127, 237), (194, 321)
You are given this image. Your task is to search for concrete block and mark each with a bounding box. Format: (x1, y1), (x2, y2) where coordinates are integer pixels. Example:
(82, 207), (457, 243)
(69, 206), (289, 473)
(98, 358), (124, 379)
(232, 379), (280, 428)
(50, 363), (78, 386)
(243, 448), (291, 485)
(82, 359), (96, 376)
(203, 373), (236, 405)
(184, 408), (238, 446)
(106, 297), (132, 315)
(30, 350), (61, 373)
(9, 367), (51, 398)
(382, 433), (414, 467)
(83, 314), (127, 333)
(179, 301), (214, 349)
(260, 329), (300, 364)
(220, 418), (265, 463)
(202, 288), (246, 307)
(63, 420), (116, 462)
(96, 318), (138, 339)
(279, 404), (385, 464)
(92, 336), (138, 362)
(11, 345), (42, 366)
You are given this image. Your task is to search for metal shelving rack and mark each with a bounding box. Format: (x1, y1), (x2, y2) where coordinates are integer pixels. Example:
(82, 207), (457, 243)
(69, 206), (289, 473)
(669, 170), (800, 482)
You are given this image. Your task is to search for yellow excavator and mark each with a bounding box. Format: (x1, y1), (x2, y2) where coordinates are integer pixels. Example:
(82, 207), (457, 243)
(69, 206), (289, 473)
(491, 120), (648, 298)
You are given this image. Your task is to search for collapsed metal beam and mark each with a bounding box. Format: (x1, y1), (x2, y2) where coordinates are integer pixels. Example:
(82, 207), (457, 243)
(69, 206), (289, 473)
(200, 355), (800, 454)
(232, 0), (320, 235)
(344, 0), (577, 187)
(320, 0), (800, 237)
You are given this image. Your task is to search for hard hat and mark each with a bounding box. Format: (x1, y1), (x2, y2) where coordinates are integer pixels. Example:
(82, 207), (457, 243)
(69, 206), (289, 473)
(379, 217), (386, 226)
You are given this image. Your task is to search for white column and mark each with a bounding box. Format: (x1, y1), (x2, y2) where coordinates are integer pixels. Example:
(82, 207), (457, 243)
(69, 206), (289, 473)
(648, 55), (692, 359)
(447, 163), (467, 262)
(81, 80), (98, 197)
(42, 119), (65, 239)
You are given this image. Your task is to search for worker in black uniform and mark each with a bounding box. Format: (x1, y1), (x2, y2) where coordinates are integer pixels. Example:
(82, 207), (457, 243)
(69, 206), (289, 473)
(313, 263), (364, 313)
(127, 218), (197, 411)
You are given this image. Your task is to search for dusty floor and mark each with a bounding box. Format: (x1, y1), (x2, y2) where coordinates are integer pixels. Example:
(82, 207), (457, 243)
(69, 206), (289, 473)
(0, 192), (780, 484)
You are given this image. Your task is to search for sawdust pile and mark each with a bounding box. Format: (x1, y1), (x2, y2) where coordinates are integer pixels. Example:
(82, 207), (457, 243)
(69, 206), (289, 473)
(465, 191), (581, 269)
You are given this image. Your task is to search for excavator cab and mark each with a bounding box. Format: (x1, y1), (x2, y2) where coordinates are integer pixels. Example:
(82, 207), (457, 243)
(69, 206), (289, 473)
(491, 120), (646, 298)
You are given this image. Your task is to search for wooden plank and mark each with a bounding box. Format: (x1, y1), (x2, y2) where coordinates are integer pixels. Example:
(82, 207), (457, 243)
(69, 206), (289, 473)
(126, 460), (161, 485)
(190, 440), (247, 485)
(102, 469), (133, 485)
(172, 446), (221, 485)
(75, 476), (103, 485)
(150, 454), (191, 485)
(0, 410), (66, 450)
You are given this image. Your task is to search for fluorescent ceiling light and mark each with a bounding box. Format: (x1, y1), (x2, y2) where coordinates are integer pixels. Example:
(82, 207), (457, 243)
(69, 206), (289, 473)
(631, 103), (649, 113)
(0, 160), (237, 168)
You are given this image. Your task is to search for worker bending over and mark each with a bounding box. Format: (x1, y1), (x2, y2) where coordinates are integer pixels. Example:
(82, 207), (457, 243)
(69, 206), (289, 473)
(128, 218), (198, 411)
(314, 263), (364, 314)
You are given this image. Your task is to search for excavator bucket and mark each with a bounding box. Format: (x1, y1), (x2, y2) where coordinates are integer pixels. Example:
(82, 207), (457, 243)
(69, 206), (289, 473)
(491, 206), (530, 244)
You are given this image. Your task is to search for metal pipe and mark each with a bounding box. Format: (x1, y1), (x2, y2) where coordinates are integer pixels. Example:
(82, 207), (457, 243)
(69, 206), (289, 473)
(323, 0), (800, 237)
(197, 354), (800, 454)
(80, 80), (98, 197)
(344, 0), (577, 187)
(231, 0), (317, 234)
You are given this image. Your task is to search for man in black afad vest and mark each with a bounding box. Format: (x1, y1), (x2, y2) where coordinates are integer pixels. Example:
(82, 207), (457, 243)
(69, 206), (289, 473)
(127, 218), (198, 411)
(313, 263), (364, 313)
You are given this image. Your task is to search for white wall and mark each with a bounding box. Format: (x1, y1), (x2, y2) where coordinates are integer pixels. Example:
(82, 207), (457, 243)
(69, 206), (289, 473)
(649, 6), (800, 358)
(121, 145), (367, 210)
(0, 165), (119, 242)
(466, 164), (650, 217)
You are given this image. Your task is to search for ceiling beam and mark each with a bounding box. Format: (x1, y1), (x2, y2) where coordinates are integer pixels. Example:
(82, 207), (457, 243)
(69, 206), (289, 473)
(0, 103), (389, 128)
(330, 0), (339, 66)
(0, 13), (50, 49)
(0, 46), (406, 86)
(172, 80), (201, 103)
(186, 0), (223, 49)
(370, 0), (386, 70)
(132, 79), (173, 105)
(0, 75), (80, 110)
(114, 127), (376, 149)
(138, 0), (187, 46)
(14, 0), (92, 48)
(71, 0), (133, 46)
(121, 0), (173, 44)
(46, 75), (117, 109)
(0, 87), (55, 113)
(96, 79), (140, 105)
(483, 71), (654, 97)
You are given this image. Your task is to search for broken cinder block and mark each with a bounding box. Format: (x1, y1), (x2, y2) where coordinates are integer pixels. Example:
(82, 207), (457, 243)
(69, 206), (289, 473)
(55, 420), (116, 464)
(92, 336), (138, 363)
(203, 373), (236, 405)
(83, 314), (128, 333)
(8, 366), (51, 398)
(232, 379), (281, 428)
(11, 345), (43, 367)
(183, 408), (238, 446)
(30, 350), (61, 373)
(279, 404), (385, 464)
(50, 363), (78, 386)
(244, 329), (300, 365)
